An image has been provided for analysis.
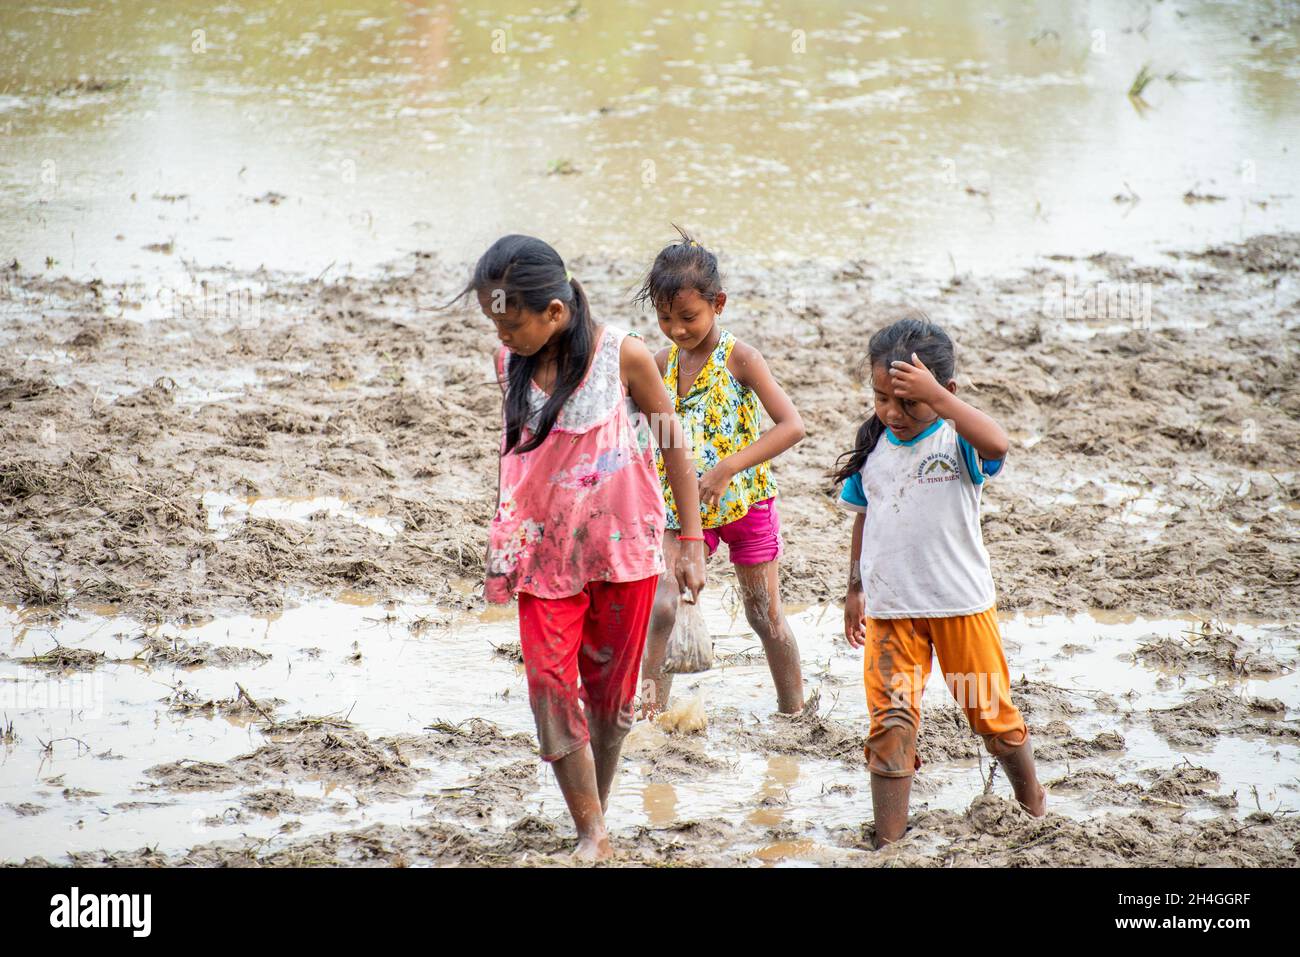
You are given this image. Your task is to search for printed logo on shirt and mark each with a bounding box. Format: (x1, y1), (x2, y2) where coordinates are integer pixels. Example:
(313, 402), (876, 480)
(916, 452), (961, 485)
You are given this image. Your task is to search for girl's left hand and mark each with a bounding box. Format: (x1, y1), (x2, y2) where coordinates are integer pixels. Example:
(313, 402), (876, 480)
(698, 461), (735, 509)
(889, 353), (946, 404)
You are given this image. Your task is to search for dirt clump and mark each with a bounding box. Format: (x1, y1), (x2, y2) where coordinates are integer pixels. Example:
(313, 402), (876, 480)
(7, 644), (108, 672)
(1034, 730), (1126, 762)
(642, 739), (732, 782)
(398, 717), (538, 762)
(1043, 768), (1144, 807)
(1149, 688), (1298, 747)
(164, 687), (287, 720)
(133, 633), (271, 668)
(1132, 621), (1296, 677)
(239, 789), (326, 816)
(1142, 762), (1237, 810)
(489, 640), (524, 663)
(144, 715), (426, 796)
(916, 706), (982, 762)
(732, 691), (866, 765)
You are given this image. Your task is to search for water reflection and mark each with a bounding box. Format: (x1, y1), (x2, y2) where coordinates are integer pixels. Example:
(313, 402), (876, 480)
(0, 595), (1296, 862)
(0, 0), (1295, 283)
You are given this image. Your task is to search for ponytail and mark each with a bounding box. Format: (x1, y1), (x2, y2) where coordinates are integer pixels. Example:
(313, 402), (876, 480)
(830, 415), (885, 485)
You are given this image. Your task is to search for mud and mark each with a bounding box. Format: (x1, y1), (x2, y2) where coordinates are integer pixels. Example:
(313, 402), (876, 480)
(2, 233), (1297, 622)
(3, 599), (1298, 866)
(13, 785), (1298, 869)
(133, 634), (271, 669)
(1149, 688), (1299, 748)
(843, 796), (1300, 868)
(1132, 621), (1297, 677)
(2, 234), (1298, 867)
(727, 691), (866, 764)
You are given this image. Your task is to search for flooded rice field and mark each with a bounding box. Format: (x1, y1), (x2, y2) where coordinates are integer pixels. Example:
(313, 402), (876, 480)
(1, 230), (1298, 866)
(3, 593), (1297, 866)
(1, 0), (1298, 867)
(1, 0), (1298, 281)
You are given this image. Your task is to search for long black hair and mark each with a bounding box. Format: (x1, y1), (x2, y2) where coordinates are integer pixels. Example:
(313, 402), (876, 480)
(633, 224), (724, 311)
(830, 314), (957, 485)
(451, 234), (594, 454)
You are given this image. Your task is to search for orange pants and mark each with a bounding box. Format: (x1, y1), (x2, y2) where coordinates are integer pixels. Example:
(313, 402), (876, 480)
(864, 607), (1029, 778)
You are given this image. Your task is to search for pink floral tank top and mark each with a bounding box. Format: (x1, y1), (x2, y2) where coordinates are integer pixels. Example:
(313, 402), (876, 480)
(485, 325), (667, 603)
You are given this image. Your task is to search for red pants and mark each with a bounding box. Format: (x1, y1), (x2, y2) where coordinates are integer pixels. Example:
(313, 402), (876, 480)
(517, 576), (658, 762)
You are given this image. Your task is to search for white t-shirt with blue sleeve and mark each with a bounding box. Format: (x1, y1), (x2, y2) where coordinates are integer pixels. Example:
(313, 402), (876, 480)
(839, 418), (1003, 619)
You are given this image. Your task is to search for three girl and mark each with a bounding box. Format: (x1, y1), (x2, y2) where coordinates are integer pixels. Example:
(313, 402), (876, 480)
(464, 232), (1043, 859)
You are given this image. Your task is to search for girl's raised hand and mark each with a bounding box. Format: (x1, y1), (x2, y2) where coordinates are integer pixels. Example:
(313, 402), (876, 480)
(889, 352), (947, 405)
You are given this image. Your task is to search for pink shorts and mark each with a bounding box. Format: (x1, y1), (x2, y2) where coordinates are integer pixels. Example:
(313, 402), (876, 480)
(702, 497), (783, 566)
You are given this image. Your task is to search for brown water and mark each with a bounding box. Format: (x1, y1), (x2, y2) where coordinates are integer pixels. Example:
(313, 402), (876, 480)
(2, 593), (1296, 865)
(2, 0), (1297, 287)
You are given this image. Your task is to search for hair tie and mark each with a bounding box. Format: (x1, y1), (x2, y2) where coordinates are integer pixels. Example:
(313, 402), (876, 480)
(565, 269), (573, 282)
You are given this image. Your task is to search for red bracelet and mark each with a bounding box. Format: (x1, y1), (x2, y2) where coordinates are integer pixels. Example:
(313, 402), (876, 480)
(677, 534), (705, 541)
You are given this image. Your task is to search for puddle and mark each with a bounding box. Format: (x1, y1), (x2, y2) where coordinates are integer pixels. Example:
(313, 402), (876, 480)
(983, 468), (1299, 545)
(1, 591), (1295, 864)
(200, 492), (403, 538)
(6, 357), (311, 407)
(1043, 479), (1182, 540)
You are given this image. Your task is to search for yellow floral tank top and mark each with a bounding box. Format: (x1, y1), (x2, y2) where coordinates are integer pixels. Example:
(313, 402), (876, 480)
(656, 328), (777, 530)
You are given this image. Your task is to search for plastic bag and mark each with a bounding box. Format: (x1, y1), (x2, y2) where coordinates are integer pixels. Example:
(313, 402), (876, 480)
(662, 597), (713, 674)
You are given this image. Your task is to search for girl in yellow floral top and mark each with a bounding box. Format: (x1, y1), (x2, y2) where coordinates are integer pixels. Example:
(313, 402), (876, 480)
(635, 226), (807, 715)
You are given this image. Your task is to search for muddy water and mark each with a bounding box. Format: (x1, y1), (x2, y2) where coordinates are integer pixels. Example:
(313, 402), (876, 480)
(2, 0), (1297, 286)
(2, 591), (1295, 865)
(201, 492), (403, 538)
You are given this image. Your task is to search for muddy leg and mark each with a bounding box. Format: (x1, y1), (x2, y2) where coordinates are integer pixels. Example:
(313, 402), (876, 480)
(735, 560), (804, 714)
(640, 532), (682, 718)
(869, 772), (912, 847)
(589, 718), (629, 814)
(549, 744), (612, 861)
(996, 736), (1047, 817)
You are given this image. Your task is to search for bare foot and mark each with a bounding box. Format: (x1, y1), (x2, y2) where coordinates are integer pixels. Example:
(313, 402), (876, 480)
(572, 833), (613, 863)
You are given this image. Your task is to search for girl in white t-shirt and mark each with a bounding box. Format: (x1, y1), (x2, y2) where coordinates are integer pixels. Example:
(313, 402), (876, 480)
(833, 315), (1046, 847)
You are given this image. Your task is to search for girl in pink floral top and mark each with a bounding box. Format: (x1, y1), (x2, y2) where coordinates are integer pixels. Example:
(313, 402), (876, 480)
(455, 235), (706, 862)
